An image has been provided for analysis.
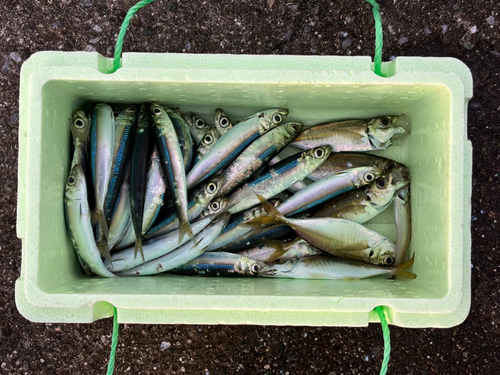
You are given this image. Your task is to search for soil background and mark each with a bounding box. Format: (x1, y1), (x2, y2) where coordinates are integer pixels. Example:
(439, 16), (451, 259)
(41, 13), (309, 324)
(1, 0), (499, 374)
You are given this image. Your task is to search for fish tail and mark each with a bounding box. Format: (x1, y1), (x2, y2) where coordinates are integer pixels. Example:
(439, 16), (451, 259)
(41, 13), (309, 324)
(392, 254), (416, 279)
(255, 240), (289, 262)
(245, 195), (286, 228)
(179, 220), (195, 243)
(134, 237), (146, 263)
(97, 241), (112, 268)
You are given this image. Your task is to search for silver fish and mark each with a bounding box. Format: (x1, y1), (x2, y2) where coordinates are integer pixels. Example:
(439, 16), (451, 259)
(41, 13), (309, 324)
(170, 251), (265, 277)
(151, 103), (194, 242)
(214, 108), (233, 137)
(108, 167), (132, 250)
(118, 212), (231, 276)
(165, 107), (194, 171)
(227, 146), (331, 214)
(259, 255), (416, 279)
(142, 145), (167, 233)
(249, 196), (396, 265)
(393, 185), (411, 267)
(290, 115), (409, 152)
(194, 128), (220, 165)
(64, 164), (115, 277)
(182, 112), (214, 145)
(216, 122), (303, 198)
(70, 110), (91, 169)
(186, 108), (289, 189)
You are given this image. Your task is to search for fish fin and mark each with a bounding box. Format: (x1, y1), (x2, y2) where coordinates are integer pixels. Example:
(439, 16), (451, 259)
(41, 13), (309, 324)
(97, 241), (112, 268)
(179, 220), (195, 243)
(392, 254), (416, 279)
(92, 209), (109, 238)
(134, 237), (146, 263)
(254, 239), (289, 262)
(245, 195), (286, 227)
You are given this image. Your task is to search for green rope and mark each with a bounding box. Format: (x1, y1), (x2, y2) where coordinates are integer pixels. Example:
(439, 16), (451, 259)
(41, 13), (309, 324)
(374, 306), (391, 375)
(363, 0), (384, 76)
(106, 307), (119, 375)
(112, 0), (157, 73)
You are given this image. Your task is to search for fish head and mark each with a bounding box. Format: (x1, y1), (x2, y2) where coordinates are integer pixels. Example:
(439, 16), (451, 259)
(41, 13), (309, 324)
(191, 114), (208, 130)
(366, 168), (410, 207)
(370, 239), (397, 266)
(236, 257), (266, 276)
(367, 115), (409, 149)
(70, 110), (91, 144)
(200, 197), (229, 218)
(258, 108), (289, 132)
(209, 211), (232, 227)
(150, 102), (166, 121)
(215, 108), (232, 130)
(283, 122), (304, 137)
(65, 164), (86, 201)
(201, 128), (219, 147)
(197, 175), (224, 203)
(116, 105), (138, 124)
(303, 145), (332, 167)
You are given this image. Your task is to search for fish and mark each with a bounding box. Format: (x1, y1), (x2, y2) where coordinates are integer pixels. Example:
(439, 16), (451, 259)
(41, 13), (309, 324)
(193, 128), (220, 165)
(89, 103), (115, 263)
(104, 105), (138, 224)
(393, 185), (411, 267)
(236, 244), (288, 263)
(205, 200), (281, 251)
(144, 176), (223, 239)
(314, 168), (409, 223)
(270, 238), (323, 263)
(214, 108), (233, 136)
(275, 166), (384, 217)
(64, 164), (116, 277)
(151, 102), (194, 243)
(249, 195), (396, 265)
(182, 112), (213, 145)
(259, 255), (416, 280)
(129, 104), (154, 262)
(164, 107), (194, 171)
(108, 215), (214, 272)
(226, 146), (332, 214)
(108, 166), (132, 250)
(197, 197), (229, 219)
(118, 212), (231, 276)
(169, 251), (265, 277)
(142, 145), (168, 234)
(186, 108), (289, 189)
(307, 152), (409, 181)
(216, 122), (303, 198)
(290, 115), (409, 152)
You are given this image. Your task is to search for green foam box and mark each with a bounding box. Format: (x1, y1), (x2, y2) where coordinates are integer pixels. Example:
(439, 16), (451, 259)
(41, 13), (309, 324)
(15, 52), (472, 327)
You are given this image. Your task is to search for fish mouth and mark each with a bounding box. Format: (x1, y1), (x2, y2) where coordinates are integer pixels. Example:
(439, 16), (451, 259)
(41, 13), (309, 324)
(392, 114), (410, 137)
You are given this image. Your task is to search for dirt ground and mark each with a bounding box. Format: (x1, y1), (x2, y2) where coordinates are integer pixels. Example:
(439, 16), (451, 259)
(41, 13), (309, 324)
(1, 0), (499, 374)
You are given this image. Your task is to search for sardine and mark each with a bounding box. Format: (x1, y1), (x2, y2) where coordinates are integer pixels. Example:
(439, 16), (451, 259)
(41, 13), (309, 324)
(129, 104), (154, 262)
(104, 105), (137, 224)
(290, 115), (409, 152)
(108, 166), (132, 250)
(214, 108), (233, 137)
(89, 103), (115, 263)
(216, 122), (303, 198)
(142, 145), (167, 233)
(276, 166), (384, 217)
(259, 255), (416, 279)
(249, 196), (396, 265)
(64, 164), (115, 277)
(182, 112), (213, 145)
(145, 176), (223, 239)
(151, 103), (194, 243)
(118, 212), (231, 276)
(186, 108), (288, 189)
(164, 107), (194, 171)
(169, 251), (265, 277)
(108, 215), (214, 272)
(393, 185), (411, 267)
(314, 168), (409, 223)
(193, 128), (220, 165)
(70, 110), (91, 169)
(227, 146), (331, 214)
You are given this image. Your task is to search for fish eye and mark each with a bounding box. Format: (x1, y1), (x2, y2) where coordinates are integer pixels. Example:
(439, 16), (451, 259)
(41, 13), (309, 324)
(220, 117), (230, 128)
(195, 119), (205, 128)
(379, 117), (391, 126)
(364, 172), (375, 182)
(376, 178), (387, 189)
(384, 256), (394, 266)
(152, 107), (162, 116)
(127, 106), (137, 113)
(251, 263), (261, 273)
(272, 113), (283, 124)
(369, 250), (374, 257)
(74, 119), (85, 129)
(203, 134), (214, 145)
(211, 201), (221, 211)
(385, 162), (395, 171)
(207, 182), (217, 194)
(68, 175), (77, 186)
(314, 148), (324, 158)
(113, 110), (120, 117)
(290, 124), (301, 132)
